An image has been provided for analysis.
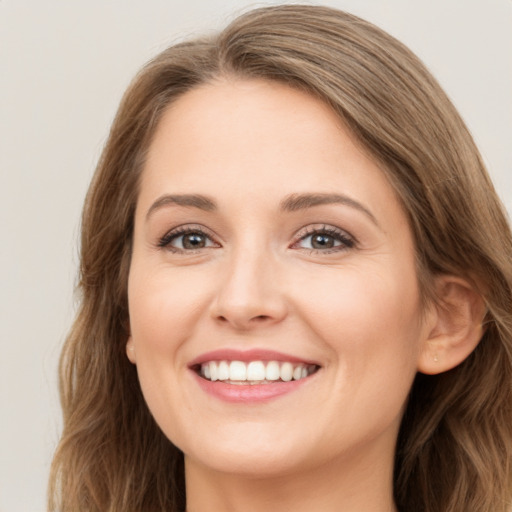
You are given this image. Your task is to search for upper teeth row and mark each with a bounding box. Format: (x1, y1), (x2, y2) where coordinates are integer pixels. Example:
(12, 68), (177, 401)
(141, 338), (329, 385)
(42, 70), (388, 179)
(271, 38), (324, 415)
(200, 360), (315, 382)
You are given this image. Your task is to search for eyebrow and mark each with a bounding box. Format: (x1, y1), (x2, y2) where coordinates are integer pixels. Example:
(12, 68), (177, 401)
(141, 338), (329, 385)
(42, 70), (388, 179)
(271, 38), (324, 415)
(146, 192), (378, 226)
(146, 194), (217, 220)
(280, 193), (379, 226)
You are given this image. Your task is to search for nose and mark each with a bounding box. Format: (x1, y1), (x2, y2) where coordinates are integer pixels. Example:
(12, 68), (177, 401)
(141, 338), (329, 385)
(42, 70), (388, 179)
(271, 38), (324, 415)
(209, 247), (288, 331)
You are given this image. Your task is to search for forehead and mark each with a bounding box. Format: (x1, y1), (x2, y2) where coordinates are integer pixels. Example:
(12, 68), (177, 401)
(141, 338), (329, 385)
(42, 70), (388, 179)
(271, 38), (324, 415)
(139, 78), (403, 225)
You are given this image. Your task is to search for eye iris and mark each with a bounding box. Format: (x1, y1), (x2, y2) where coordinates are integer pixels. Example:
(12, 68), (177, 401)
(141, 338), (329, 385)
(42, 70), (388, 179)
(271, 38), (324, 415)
(183, 233), (206, 249)
(311, 233), (335, 249)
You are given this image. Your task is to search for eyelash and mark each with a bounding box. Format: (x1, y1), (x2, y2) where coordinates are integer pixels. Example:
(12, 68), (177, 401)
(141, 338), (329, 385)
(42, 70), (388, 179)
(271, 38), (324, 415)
(157, 224), (356, 254)
(292, 225), (356, 253)
(157, 225), (217, 252)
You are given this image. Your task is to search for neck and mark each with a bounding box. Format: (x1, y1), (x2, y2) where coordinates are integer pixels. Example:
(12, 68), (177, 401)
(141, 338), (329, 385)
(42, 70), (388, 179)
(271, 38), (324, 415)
(184, 447), (398, 512)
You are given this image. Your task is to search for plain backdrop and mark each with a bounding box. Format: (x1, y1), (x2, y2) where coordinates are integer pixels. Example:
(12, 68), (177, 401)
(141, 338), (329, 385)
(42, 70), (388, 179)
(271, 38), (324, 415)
(0, 1), (510, 510)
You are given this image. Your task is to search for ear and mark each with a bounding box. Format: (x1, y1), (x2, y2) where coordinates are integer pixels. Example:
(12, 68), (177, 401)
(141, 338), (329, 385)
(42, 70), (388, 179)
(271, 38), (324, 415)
(418, 276), (487, 375)
(126, 336), (137, 364)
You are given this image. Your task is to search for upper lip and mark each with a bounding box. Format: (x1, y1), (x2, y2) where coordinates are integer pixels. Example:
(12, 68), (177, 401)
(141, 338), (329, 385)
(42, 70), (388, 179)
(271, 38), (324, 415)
(188, 348), (321, 368)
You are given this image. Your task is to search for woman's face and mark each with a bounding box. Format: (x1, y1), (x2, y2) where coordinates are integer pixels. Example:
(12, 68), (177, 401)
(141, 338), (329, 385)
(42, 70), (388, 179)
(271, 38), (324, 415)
(127, 79), (433, 478)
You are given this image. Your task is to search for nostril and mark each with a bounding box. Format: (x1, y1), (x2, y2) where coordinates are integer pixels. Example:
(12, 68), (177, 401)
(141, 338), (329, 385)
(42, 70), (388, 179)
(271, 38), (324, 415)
(214, 313), (272, 329)
(253, 315), (270, 322)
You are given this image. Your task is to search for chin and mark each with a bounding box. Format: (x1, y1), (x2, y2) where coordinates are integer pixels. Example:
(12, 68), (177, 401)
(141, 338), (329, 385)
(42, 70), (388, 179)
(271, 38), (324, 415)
(180, 427), (318, 478)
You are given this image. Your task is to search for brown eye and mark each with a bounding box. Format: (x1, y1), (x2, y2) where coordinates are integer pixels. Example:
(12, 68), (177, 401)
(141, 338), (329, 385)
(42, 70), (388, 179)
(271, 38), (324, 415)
(294, 226), (355, 252)
(181, 233), (207, 249)
(311, 233), (336, 249)
(158, 227), (219, 252)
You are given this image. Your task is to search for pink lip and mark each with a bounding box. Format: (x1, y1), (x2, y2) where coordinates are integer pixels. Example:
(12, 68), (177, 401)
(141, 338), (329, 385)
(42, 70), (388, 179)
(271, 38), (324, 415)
(191, 371), (315, 403)
(188, 349), (320, 403)
(188, 348), (319, 367)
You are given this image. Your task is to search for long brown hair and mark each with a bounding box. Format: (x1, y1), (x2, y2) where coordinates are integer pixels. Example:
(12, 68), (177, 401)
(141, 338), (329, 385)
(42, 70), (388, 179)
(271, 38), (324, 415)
(49, 5), (512, 511)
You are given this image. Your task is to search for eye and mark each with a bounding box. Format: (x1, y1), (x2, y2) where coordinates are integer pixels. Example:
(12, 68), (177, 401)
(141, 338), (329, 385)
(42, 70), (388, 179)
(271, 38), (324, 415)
(158, 226), (219, 252)
(292, 225), (355, 253)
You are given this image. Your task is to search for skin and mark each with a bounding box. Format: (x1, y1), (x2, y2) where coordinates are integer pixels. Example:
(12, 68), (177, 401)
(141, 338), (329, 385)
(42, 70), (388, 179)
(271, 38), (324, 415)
(126, 78), (441, 512)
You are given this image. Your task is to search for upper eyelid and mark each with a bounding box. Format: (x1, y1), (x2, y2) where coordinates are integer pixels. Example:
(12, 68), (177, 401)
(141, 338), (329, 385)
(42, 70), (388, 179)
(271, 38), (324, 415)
(162, 223), (216, 237)
(292, 224), (355, 241)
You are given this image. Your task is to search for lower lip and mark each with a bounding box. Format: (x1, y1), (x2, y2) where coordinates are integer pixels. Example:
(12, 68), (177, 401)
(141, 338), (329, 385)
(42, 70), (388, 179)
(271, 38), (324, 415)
(192, 371), (313, 403)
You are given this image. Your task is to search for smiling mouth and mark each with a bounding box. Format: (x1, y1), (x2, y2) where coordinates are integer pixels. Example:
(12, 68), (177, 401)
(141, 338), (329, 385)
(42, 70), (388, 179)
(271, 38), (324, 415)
(194, 360), (320, 384)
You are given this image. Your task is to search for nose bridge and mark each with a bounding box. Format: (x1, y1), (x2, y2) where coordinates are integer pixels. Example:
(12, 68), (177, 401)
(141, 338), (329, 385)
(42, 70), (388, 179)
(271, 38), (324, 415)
(211, 234), (286, 329)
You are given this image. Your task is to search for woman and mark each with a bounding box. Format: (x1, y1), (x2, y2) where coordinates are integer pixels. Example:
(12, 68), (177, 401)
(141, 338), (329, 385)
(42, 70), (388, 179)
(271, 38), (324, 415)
(48, 5), (512, 511)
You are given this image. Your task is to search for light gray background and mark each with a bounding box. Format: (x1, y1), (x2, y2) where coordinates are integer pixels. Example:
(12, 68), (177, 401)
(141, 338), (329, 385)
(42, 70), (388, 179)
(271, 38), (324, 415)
(1, 1), (510, 511)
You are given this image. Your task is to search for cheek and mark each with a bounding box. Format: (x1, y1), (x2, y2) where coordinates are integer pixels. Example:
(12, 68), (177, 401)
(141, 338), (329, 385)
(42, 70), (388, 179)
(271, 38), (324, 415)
(307, 265), (423, 427)
(126, 265), (208, 442)
(299, 259), (421, 329)
(128, 264), (212, 353)
(294, 262), (423, 377)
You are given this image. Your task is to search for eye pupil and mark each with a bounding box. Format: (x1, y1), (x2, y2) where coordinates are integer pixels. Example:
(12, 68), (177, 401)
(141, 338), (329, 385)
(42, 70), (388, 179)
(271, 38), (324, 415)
(312, 234), (334, 249)
(183, 233), (206, 249)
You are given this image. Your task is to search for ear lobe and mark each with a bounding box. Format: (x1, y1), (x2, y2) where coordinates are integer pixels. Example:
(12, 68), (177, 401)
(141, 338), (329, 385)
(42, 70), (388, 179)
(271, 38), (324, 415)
(126, 336), (137, 364)
(418, 276), (487, 375)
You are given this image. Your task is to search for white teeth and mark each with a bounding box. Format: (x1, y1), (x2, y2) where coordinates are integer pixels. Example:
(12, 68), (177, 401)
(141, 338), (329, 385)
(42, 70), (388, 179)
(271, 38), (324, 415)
(198, 360), (317, 383)
(280, 362), (293, 382)
(209, 361), (218, 381)
(229, 361), (247, 381)
(247, 361), (266, 380)
(218, 360), (230, 380)
(265, 361), (280, 381)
